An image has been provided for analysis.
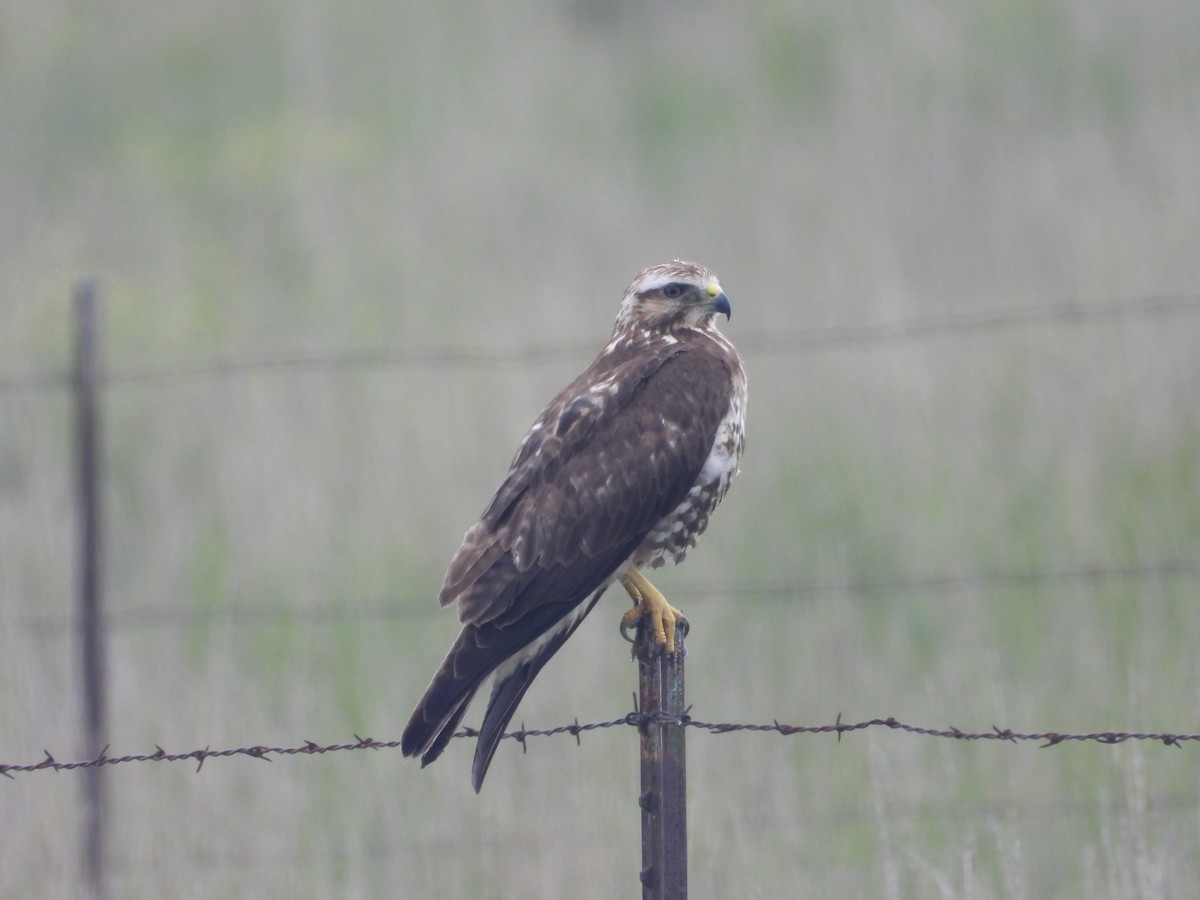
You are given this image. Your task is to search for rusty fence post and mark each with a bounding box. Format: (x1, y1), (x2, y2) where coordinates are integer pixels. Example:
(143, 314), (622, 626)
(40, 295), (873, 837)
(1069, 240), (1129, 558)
(634, 624), (688, 900)
(74, 282), (108, 900)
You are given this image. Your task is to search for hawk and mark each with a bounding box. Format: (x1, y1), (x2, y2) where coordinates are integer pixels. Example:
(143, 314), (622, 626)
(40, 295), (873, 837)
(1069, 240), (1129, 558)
(401, 260), (747, 791)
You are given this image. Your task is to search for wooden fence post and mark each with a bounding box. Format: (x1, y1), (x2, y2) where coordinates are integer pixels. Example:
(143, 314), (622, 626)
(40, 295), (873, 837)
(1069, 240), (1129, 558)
(74, 282), (108, 900)
(634, 624), (688, 899)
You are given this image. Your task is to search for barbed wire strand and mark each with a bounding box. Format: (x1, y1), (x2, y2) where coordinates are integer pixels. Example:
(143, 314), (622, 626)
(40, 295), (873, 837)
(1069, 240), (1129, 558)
(2, 714), (1194, 779)
(2, 293), (1198, 394)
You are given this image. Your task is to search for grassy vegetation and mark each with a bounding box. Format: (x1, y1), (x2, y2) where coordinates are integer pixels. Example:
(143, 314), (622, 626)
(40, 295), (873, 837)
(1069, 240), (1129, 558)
(3, 0), (1200, 896)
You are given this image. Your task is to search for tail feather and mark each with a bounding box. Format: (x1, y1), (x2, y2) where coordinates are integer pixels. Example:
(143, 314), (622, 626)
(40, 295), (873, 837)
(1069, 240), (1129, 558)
(470, 648), (559, 791)
(401, 598), (593, 769)
(401, 681), (476, 763)
(418, 689), (477, 767)
(401, 628), (493, 762)
(470, 595), (602, 791)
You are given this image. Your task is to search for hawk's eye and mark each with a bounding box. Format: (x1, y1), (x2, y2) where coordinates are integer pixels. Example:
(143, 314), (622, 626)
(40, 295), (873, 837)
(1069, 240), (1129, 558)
(662, 283), (686, 299)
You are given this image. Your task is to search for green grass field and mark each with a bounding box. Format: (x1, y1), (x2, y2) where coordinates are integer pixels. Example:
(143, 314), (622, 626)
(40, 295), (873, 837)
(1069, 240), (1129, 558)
(3, 1), (1200, 896)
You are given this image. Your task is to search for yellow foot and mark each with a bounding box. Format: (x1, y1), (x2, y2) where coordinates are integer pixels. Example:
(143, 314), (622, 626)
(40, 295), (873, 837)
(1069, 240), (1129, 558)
(619, 567), (688, 654)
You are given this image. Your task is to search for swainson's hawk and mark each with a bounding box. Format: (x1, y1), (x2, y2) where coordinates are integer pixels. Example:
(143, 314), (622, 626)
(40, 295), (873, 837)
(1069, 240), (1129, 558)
(401, 260), (747, 791)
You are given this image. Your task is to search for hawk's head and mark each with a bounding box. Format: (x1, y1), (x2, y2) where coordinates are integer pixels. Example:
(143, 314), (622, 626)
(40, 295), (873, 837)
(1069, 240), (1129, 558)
(614, 260), (731, 333)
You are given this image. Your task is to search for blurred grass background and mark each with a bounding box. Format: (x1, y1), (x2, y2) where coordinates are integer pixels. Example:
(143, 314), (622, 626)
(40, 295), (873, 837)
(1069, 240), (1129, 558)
(2, 0), (1200, 896)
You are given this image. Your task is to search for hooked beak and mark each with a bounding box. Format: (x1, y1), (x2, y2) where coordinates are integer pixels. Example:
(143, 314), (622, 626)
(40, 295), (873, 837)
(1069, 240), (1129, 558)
(708, 291), (731, 320)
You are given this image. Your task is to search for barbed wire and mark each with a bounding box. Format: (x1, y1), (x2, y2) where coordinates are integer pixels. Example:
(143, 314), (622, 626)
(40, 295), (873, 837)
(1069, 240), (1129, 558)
(10, 559), (1199, 633)
(3, 713), (1194, 779)
(2, 292), (1198, 394)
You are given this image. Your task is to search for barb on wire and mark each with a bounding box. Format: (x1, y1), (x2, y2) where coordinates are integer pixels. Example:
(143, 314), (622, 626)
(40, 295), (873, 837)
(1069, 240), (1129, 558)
(675, 715), (1199, 748)
(2, 715), (1196, 778)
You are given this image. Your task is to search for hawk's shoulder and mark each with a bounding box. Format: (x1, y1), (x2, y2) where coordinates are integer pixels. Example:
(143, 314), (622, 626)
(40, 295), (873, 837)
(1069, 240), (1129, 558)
(480, 329), (693, 525)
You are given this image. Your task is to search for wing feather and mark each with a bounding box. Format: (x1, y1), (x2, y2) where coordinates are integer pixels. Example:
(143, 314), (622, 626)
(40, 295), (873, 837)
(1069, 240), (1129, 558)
(403, 336), (735, 777)
(447, 342), (732, 625)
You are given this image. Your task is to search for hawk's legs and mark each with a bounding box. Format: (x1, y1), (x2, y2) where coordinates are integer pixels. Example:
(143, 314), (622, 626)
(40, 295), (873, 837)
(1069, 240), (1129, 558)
(619, 567), (688, 654)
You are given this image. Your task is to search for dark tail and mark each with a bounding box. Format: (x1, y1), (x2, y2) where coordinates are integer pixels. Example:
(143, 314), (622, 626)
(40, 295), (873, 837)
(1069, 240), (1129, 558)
(403, 593), (606, 790)
(401, 625), (498, 766)
(470, 593), (603, 791)
(471, 630), (570, 789)
(402, 685), (478, 768)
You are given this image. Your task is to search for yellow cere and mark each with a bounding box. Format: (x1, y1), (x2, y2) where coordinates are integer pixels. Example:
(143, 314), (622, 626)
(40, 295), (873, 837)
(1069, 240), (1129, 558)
(706, 280), (723, 299)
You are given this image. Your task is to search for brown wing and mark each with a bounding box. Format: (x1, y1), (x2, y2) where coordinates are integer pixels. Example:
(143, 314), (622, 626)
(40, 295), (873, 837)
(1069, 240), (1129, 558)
(401, 341), (734, 783)
(446, 341), (732, 623)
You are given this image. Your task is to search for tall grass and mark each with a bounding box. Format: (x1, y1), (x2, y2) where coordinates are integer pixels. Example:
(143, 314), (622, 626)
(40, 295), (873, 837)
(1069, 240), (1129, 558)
(2, 0), (1200, 896)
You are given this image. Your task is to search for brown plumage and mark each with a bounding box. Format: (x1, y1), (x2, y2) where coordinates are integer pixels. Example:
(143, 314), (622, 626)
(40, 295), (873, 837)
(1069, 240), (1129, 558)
(400, 260), (747, 791)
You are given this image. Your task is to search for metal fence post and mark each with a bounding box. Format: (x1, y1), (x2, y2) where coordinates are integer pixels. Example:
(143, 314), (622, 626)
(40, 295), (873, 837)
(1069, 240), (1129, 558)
(635, 623), (688, 900)
(74, 282), (108, 900)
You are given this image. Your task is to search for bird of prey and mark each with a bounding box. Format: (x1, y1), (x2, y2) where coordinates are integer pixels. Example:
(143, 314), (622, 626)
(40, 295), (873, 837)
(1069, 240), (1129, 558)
(400, 260), (747, 791)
